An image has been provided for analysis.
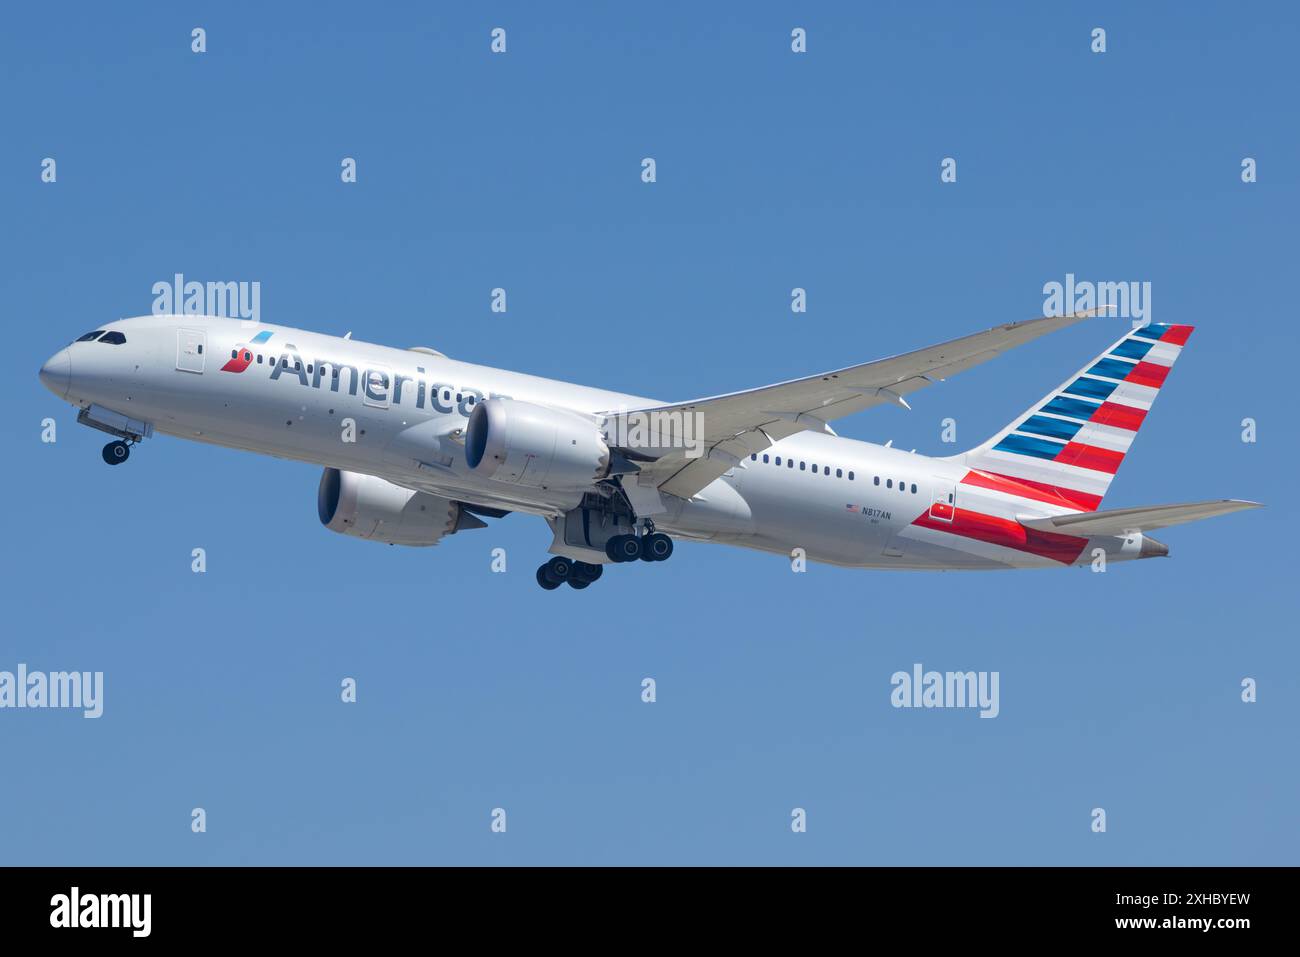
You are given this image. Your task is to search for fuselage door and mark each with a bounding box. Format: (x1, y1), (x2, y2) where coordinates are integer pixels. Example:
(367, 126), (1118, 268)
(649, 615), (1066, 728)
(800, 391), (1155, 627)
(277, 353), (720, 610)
(176, 329), (206, 373)
(929, 478), (956, 522)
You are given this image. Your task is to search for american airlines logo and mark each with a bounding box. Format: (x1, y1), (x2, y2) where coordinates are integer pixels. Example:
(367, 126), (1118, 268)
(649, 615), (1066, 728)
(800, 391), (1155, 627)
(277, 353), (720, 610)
(221, 330), (274, 371)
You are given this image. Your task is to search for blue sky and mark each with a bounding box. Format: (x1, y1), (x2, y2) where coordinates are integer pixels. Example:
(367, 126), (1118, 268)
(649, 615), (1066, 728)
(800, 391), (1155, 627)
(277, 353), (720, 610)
(1, 1), (1295, 864)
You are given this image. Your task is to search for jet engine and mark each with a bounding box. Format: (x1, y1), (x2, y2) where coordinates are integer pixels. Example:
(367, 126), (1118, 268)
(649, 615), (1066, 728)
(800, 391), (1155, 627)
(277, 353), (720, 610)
(465, 398), (609, 489)
(317, 468), (483, 546)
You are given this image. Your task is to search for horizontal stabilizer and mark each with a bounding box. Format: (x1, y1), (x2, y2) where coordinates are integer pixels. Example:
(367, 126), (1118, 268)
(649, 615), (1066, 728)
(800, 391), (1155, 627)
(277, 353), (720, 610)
(1019, 499), (1261, 537)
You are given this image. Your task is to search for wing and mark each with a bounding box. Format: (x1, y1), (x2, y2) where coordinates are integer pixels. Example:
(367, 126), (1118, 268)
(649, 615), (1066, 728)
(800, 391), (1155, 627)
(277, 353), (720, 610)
(1019, 500), (1261, 537)
(604, 310), (1100, 500)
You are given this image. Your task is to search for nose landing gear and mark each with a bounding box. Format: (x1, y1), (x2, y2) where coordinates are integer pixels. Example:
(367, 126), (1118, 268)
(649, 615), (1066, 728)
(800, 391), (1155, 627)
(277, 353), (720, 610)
(77, 407), (150, 465)
(101, 440), (131, 465)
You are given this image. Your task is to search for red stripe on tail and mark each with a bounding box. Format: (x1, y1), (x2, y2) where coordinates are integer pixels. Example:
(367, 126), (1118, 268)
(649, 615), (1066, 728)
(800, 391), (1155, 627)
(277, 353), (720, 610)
(1125, 361), (1171, 388)
(961, 470), (1104, 512)
(1056, 442), (1125, 474)
(912, 507), (1089, 565)
(1090, 401), (1147, 431)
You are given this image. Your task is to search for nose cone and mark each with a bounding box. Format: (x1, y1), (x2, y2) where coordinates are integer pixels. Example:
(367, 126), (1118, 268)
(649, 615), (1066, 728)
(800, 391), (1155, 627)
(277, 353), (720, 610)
(40, 348), (71, 398)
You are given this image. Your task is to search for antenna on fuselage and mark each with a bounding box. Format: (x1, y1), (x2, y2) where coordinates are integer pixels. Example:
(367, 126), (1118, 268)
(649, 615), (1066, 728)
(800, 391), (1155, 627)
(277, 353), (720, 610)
(343, 331), (352, 339)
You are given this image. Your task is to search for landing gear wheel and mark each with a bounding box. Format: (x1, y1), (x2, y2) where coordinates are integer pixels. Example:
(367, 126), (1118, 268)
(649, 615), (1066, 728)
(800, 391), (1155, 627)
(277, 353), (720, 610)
(544, 556), (574, 584)
(605, 534), (641, 563)
(572, 561), (604, 584)
(102, 440), (130, 465)
(535, 566), (561, 590)
(642, 532), (673, 562)
(568, 578), (590, 589)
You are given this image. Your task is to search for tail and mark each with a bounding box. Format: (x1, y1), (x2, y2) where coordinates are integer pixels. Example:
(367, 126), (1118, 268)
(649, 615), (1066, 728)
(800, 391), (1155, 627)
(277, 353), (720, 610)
(956, 322), (1194, 512)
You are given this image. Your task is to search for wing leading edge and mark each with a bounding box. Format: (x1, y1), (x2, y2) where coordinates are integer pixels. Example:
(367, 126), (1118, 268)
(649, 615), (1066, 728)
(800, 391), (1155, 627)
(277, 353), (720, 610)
(604, 310), (1103, 500)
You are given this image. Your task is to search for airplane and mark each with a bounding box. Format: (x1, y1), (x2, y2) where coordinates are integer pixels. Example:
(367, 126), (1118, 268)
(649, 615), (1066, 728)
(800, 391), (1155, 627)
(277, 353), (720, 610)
(38, 311), (1259, 589)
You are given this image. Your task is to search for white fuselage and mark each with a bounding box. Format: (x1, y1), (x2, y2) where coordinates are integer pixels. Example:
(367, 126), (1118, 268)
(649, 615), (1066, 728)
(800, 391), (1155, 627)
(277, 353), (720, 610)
(39, 315), (1147, 571)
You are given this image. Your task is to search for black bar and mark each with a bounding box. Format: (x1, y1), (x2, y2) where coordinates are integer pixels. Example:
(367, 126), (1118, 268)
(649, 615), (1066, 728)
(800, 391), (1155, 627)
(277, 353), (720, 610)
(0, 866), (1284, 943)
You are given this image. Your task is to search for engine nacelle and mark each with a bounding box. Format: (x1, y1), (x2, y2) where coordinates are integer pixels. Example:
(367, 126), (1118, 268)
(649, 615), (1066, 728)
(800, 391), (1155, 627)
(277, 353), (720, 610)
(317, 468), (468, 546)
(465, 398), (609, 489)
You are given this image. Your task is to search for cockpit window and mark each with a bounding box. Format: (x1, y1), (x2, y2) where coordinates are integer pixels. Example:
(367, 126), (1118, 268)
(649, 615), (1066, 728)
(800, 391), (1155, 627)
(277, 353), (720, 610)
(75, 330), (104, 342)
(99, 331), (127, 345)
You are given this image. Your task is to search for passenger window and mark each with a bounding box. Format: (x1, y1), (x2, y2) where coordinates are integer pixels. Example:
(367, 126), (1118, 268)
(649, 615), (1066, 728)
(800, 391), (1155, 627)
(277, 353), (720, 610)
(750, 454), (757, 461)
(75, 331), (104, 342)
(775, 457), (781, 466)
(911, 483), (917, 493)
(763, 454), (770, 463)
(231, 349), (238, 359)
(874, 476), (880, 486)
(887, 479), (893, 489)
(836, 468), (843, 478)
(787, 459), (794, 468)
(811, 464), (817, 473)
(799, 461), (806, 471)
(99, 331), (126, 344)
(848, 471), (854, 480)
(257, 355), (263, 363)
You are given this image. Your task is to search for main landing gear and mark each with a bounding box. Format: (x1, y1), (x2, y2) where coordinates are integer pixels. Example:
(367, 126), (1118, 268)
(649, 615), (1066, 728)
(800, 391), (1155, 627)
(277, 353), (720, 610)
(101, 439), (132, 465)
(535, 528), (675, 590)
(535, 556), (604, 591)
(604, 531), (673, 563)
